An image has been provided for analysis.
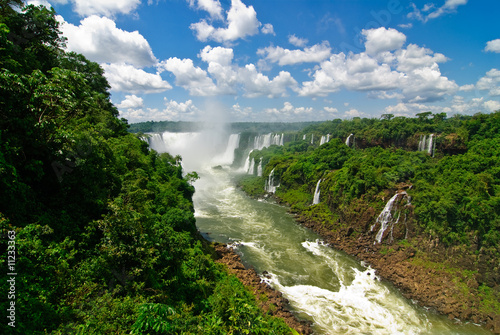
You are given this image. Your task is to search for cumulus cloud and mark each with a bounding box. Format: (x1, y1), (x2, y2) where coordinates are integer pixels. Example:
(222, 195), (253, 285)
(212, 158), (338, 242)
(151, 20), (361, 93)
(289, 35), (308, 48)
(261, 23), (275, 35)
(190, 0), (261, 43)
(117, 94), (144, 109)
(158, 57), (218, 96)
(70, 0), (141, 17)
(257, 42), (331, 66)
(187, 0), (224, 20)
(298, 27), (457, 103)
(163, 98), (200, 119)
(158, 46), (298, 98)
(60, 15), (157, 68)
(298, 52), (404, 97)
(362, 27), (406, 56)
(408, 0), (468, 22)
(485, 39), (500, 53)
(264, 102), (313, 120)
(484, 100), (500, 112)
(101, 63), (172, 93)
(476, 68), (500, 96)
(238, 64), (297, 98)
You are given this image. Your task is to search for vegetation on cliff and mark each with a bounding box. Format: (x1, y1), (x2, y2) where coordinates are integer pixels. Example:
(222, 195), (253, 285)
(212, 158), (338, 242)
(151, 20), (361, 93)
(0, 3), (294, 334)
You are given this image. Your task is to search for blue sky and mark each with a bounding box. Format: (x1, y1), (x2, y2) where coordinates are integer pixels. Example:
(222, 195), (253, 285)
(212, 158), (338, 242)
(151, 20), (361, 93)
(27, 0), (500, 123)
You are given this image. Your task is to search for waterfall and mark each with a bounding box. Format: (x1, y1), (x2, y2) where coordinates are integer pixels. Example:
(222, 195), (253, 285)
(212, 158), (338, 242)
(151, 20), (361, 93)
(257, 160), (263, 177)
(320, 136), (326, 145)
(370, 192), (407, 243)
(241, 133), (285, 172)
(265, 168), (279, 193)
(313, 179), (321, 205)
(311, 134), (314, 144)
(248, 158), (255, 175)
(345, 134), (354, 147)
(418, 134), (434, 156)
(214, 133), (240, 166)
(303, 134), (306, 140)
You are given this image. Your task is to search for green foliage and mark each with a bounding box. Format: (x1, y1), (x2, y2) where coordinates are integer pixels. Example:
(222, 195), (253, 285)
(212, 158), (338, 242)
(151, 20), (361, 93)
(0, 5), (295, 334)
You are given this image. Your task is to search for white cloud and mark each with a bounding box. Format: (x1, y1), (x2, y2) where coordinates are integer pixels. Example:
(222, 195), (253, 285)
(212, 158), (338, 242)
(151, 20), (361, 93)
(408, 0), (468, 22)
(261, 23), (275, 35)
(383, 102), (444, 117)
(484, 100), (500, 112)
(187, 0), (224, 20)
(344, 108), (365, 118)
(395, 44), (448, 72)
(459, 84), (475, 92)
(299, 29), (457, 103)
(71, 0), (141, 17)
(299, 52), (404, 97)
(324, 106), (339, 114)
(163, 98), (200, 118)
(60, 16), (157, 68)
(257, 42), (331, 66)
(159, 57), (218, 96)
(199, 46), (238, 94)
(476, 68), (500, 96)
(117, 94), (144, 108)
(362, 27), (406, 56)
(238, 64), (297, 98)
(232, 103), (253, 119)
(289, 35), (308, 48)
(485, 39), (500, 53)
(190, 0), (261, 43)
(101, 63), (172, 93)
(264, 102), (313, 118)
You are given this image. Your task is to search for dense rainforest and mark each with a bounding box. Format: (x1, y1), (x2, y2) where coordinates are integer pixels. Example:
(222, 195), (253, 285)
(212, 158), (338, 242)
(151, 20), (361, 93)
(0, 3), (296, 334)
(238, 111), (500, 328)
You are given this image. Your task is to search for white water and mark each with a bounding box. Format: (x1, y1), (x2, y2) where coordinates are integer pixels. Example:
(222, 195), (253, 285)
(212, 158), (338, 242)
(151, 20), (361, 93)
(418, 134), (434, 156)
(147, 131), (491, 335)
(345, 133), (354, 147)
(265, 168), (279, 193)
(313, 179), (321, 205)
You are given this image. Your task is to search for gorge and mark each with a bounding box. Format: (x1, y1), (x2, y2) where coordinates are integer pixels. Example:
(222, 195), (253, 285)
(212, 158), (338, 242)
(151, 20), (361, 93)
(145, 128), (496, 334)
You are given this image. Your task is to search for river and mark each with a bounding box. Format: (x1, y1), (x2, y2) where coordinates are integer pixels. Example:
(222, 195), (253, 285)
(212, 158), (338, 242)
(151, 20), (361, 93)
(148, 131), (491, 335)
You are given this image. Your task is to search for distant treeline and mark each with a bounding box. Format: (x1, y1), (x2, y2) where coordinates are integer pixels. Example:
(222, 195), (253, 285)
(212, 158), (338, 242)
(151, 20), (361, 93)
(129, 120), (320, 134)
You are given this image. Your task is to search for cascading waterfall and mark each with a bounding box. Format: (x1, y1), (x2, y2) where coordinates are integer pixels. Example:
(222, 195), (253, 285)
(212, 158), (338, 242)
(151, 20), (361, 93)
(313, 179), (321, 205)
(320, 134), (331, 145)
(303, 134), (306, 140)
(248, 157), (255, 175)
(311, 134), (314, 144)
(242, 133), (284, 174)
(265, 168), (279, 193)
(345, 133), (354, 147)
(370, 192), (407, 243)
(257, 160), (263, 177)
(418, 134), (434, 156)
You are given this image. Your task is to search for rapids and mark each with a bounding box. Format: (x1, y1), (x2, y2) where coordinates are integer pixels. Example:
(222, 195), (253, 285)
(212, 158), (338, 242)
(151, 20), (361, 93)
(147, 131), (491, 335)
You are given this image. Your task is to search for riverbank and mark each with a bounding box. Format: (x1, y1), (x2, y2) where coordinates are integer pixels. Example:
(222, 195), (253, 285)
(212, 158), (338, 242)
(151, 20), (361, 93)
(290, 204), (500, 334)
(213, 243), (314, 335)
